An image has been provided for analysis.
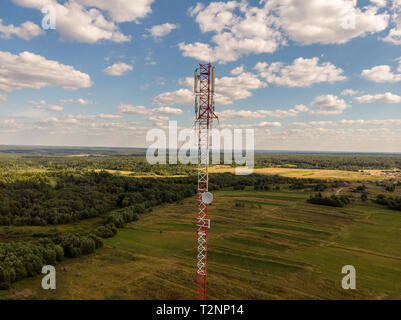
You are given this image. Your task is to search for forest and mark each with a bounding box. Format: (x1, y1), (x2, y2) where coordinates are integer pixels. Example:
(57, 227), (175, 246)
(0, 171), (196, 226)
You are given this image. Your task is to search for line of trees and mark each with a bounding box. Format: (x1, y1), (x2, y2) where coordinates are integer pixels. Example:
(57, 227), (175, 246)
(1, 152), (400, 173)
(374, 195), (401, 211)
(254, 154), (401, 171)
(307, 193), (351, 208)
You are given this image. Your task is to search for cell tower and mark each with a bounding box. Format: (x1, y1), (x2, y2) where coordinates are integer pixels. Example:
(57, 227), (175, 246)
(194, 63), (218, 300)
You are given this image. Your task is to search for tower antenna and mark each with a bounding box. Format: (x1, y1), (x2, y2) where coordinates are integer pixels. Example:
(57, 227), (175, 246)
(194, 63), (218, 300)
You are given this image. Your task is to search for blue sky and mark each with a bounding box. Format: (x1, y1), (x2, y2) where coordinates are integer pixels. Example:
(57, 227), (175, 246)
(0, 0), (400, 152)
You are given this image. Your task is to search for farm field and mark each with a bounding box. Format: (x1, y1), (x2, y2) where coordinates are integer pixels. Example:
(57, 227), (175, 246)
(209, 167), (394, 181)
(2, 189), (401, 300)
(93, 169), (188, 178)
(1, 166), (391, 181)
(73, 167), (396, 181)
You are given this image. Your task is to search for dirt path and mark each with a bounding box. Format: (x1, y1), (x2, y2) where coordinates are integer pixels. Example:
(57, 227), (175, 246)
(335, 188), (344, 195)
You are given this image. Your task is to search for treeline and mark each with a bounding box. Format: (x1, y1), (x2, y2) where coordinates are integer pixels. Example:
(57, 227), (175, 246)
(208, 173), (322, 190)
(209, 173), (340, 193)
(307, 193), (351, 208)
(254, 154), (401, 171)
(0, 156), (195, 176)
(374, 195), (401, 211)
(1, 152), (401, 173)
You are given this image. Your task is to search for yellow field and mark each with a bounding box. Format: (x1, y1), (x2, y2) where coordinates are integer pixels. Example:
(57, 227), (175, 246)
(209, 166), (397, 181)
(93, 169), (187, 178)
(94, 167), (398, 181)
(3, 167), (396, 182)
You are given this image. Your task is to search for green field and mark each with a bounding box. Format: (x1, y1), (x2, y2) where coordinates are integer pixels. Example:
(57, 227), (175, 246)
(2, 188), (401, 300)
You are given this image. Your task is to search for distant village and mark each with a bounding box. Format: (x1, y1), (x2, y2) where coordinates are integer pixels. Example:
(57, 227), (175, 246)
(362, 168), (401, 178)
(333, 169), (401, 195)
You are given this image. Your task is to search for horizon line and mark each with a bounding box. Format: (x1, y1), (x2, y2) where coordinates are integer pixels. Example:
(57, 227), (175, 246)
(0, 144), (400, 155)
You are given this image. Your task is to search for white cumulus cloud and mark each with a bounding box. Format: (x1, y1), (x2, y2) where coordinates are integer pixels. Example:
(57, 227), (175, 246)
(103, 62), (133, 76)
(255, 57), (346, 87)
(230, 65), (244, 75)
(276, 0), (389, 45)
(144, 23), (179, 40)
(354, 92), (401, 103)
(76, 0), (154, 23)
(371, 0), (387, 8)
(214, 72), (266, 104)
(59, 98), (94, 105)
(289, 118), (401, 128)
(258, 121), (282, 128)
(0, 50), (92, 92)
(0, 19), (43, 40)
(154, 71), (266, 106)
(29, 100), (64, 112)
(117, 104), (183, 115)
(147, 115), (170, 128)
(382, 0), (401, 44)
(217, 105), (309, 120)
(361, 64), (401, 83)
(341, 89), (360, 96)
(152, 89), (194, 106)
(309, 95), (350, 115)
(180, 0), (388, 63)
(179, 1), (284, 63)
(12, 0), (151, 43)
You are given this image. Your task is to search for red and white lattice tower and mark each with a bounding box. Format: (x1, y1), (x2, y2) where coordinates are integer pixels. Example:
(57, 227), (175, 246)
(194, 63), (218, 300)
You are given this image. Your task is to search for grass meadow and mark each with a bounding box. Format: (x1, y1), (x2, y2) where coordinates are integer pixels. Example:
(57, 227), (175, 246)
(2, 187), (401, 300)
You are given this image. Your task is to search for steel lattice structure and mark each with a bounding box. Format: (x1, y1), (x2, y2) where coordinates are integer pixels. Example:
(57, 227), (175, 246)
(194, 63), (217, 300)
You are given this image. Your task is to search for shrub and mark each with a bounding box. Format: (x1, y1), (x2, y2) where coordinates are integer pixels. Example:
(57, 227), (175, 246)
(290, 181), (305, 190)
(385, 184), (396, 192)
(374, 194), (401, 211)
(314, 183), (328, 192)
(107, 206), (140, 228)
(307, 193), (351, 208)
(53, 233), (99, 258)
(233, 185), (245, 190)
(94, 224), (118, 239)
(235, 200), (245, 207)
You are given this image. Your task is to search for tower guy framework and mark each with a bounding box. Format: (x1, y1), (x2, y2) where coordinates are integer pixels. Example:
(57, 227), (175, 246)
(194, 63), (218, 300)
